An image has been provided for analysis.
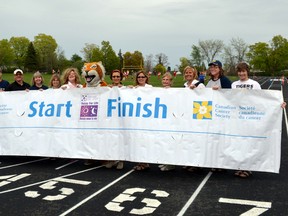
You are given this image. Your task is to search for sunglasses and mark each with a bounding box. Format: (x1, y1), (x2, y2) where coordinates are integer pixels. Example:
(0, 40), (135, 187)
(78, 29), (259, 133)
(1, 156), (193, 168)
(137, 76), (146, 78)
(112, 76), (120, 78)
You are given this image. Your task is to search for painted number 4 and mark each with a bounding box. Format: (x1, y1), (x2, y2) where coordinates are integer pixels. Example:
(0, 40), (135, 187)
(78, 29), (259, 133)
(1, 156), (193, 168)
(105, 187), (169, 215)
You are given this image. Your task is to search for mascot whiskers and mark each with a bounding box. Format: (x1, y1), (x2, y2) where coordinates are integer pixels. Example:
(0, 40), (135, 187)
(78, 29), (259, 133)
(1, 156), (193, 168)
(82, 62), (107, 87)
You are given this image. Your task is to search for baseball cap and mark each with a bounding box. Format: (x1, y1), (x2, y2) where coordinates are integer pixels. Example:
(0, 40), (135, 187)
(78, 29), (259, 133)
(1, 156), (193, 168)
(13, 69), (23, 75)
(208, 60), (222, 67)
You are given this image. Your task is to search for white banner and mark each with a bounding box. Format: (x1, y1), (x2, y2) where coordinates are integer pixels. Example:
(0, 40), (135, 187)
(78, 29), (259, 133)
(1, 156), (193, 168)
(0, 87), (283, 173)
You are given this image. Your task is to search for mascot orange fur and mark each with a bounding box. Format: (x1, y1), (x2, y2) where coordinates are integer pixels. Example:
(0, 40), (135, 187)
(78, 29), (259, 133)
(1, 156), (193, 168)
(82, 62), (107, 87)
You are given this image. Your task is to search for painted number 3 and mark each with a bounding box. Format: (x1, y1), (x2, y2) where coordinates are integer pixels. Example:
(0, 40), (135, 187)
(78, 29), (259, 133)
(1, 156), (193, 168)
(105, 187), (169, 215)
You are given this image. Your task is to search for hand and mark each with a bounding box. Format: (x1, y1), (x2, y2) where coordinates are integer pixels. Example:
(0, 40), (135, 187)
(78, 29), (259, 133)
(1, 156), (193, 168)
(189, 84), (196, 89)
(281, 102), (287, 109)
(212, 86), (220, 90)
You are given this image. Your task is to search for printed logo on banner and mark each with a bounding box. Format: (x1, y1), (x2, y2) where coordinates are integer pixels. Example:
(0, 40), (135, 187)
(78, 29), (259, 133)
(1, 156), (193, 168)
(80, 94), (99, 121)
(193, 101), (212, 120)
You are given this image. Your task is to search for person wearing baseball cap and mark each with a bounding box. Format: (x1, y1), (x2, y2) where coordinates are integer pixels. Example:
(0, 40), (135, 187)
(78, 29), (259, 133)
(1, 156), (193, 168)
(206, 60), (231, 89)
(6, 69), (31, 91)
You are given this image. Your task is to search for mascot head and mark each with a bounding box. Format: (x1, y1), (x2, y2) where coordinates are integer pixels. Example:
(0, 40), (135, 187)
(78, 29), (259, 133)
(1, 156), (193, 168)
(82, 62), (107, 87)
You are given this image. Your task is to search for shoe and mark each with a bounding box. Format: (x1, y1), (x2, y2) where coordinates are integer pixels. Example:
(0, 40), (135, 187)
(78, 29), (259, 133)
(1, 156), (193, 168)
(105, 161), (117, 169)
(234, 170), (252, 178)
(161, 165), (175, 171)
(158, 164), (165, 168)
(116, 161), (124, 170)
(134, 163), (150, 171)
(186, 166), (201, 172)
(84, 159), (94, 166)
(211, 168), (225, 173)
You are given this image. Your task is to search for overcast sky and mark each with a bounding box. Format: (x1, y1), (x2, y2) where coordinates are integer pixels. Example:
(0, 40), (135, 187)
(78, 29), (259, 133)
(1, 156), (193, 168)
(1, 0), (288, 69)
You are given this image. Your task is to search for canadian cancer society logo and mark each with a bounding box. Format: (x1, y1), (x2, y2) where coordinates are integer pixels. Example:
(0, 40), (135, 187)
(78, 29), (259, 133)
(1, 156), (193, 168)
(193, 101), (212, 120)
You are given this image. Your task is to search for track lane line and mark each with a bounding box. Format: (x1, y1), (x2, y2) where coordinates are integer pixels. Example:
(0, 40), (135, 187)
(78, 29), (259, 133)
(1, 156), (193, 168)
(177, 171), (213, 216)
(0, 165), (104, 194)
(0, 157), (49, 170)
(55, 160), (79, 170)
(59, 169), (134, 216)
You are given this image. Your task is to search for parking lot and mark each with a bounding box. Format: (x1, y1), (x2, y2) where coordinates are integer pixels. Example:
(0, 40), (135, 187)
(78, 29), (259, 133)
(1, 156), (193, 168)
(1, 77), (287, 216)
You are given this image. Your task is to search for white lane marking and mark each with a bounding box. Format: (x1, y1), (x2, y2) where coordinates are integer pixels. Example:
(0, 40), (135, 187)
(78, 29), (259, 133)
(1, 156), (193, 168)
(54, 177), (90, 185)
(151, 190), (169, 197)
(176, 171), (213, 216)
(43, 188), (75, 201)
(0, 165), (103, 194)
(268, 80), (274, 89)
(8, 173), (31, 181)
(123, 187), (145, 194)
(25, 190), (40, 198)
(0, 173), (31, 187)
(55, 160), (79, 170)
(219, 197), (271, 208)
(241, 207), (269, 216)
(59, 169), (134, 216)
(0, 158), (49, 170)
(0, 175), (16, 180)
(219, 197), (271, 215)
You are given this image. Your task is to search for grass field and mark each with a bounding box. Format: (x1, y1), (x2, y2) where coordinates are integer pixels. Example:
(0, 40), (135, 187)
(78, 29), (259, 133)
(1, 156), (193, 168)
(2, 72), (238, 88)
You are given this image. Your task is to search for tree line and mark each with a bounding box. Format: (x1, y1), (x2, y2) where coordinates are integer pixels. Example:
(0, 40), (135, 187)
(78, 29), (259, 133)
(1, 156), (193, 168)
(179, 35), (288, 76)
(1, 33), (288, 76)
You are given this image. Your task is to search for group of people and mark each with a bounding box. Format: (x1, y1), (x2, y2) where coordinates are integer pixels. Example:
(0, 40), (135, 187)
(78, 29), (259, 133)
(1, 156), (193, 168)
(109, 60), (286, 178)
(0, 61), (286, 177)
(0, 67), (84, 92)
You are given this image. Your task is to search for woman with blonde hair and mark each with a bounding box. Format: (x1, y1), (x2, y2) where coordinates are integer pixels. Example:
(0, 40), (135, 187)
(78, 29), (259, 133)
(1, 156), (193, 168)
(29, 71), (48, 90)
(61, 68), (83, 89)
(183, 66), (205, 89)
(183, 66), (205, 172)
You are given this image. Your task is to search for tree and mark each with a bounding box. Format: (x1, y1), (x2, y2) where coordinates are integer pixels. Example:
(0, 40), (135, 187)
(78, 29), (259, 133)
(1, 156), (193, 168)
(247, 35), (288, 75)
(177, 57), (191, 73)
(24, 42), (39, 72)
(0, 39), (15, 69)
(247, 42), (270, 74)
(144, 54), (154, 72)
(81, 42), (119, 75)
(223, 38), (249, 74)
(123, 51), (144, 73)
(55, 47), (70, 72)
(155, 53), (169, 66)
(191, 45), (205, 71)
(33, 33), (58, 71)
(9, 36), (30, 68)
(269, 35), (288, 74)
(198, 39), (224, 65)
(100, 41), (119, 74)
(81, 43), (101, 62)
(154, 64), (166, 74)
(70, 54), (84, 72)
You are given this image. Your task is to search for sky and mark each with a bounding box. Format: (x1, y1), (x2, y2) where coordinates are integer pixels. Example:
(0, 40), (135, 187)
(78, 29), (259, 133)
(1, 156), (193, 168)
(1, 0), (288, 70)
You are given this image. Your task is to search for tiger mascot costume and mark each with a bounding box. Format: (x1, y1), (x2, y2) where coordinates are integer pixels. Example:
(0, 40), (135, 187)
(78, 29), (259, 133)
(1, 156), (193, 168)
(82, 61), (107, 87)
(82, 61), (107, 166)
